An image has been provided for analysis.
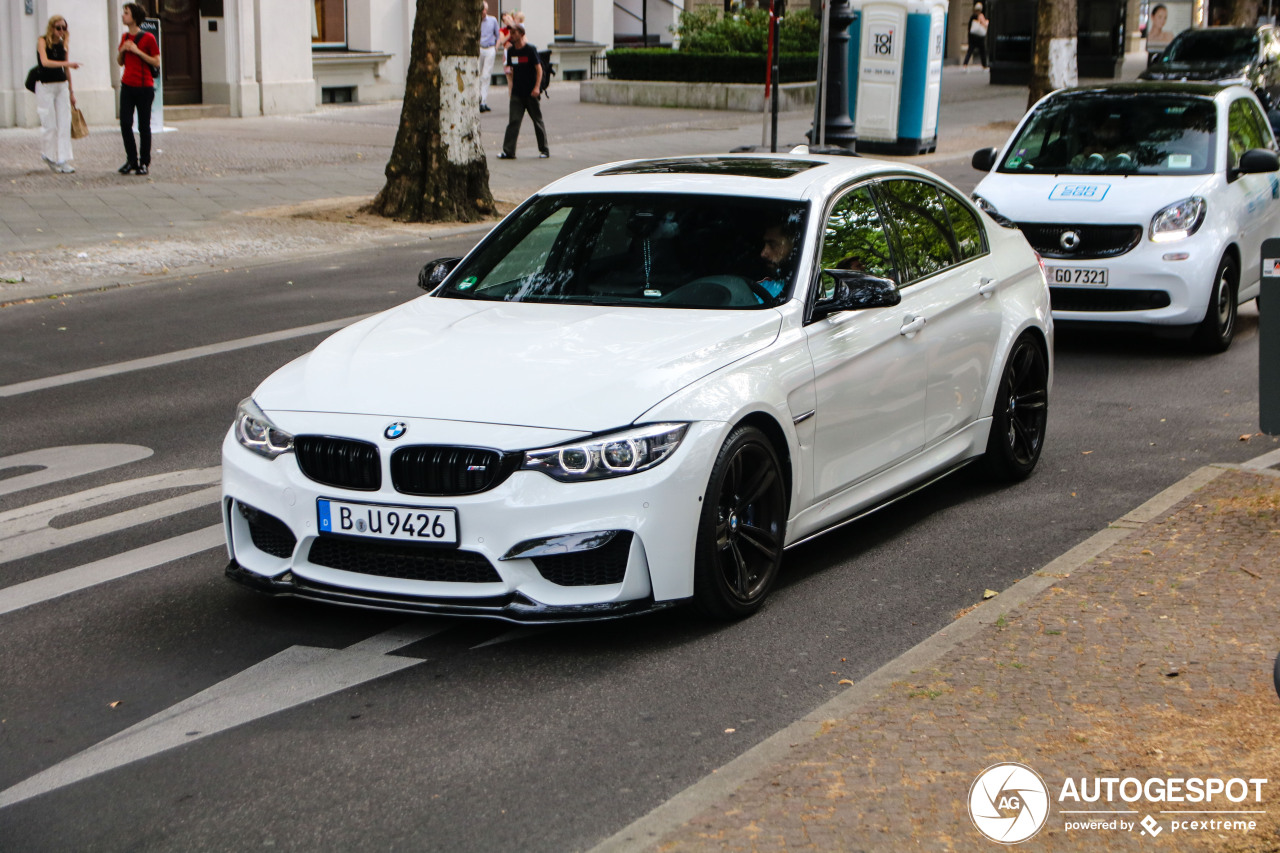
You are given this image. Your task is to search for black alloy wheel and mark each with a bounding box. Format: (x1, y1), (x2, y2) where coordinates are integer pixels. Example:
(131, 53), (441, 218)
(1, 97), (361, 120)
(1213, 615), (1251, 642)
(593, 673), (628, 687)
(982, 334), (1049, 482)
(1192, 253), (1239, 354)
(693, 425), (788, 619)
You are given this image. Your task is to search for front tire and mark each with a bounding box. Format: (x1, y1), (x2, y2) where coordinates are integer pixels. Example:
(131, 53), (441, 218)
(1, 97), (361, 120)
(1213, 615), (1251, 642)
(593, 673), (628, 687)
(1192, 253), (1238, 354)
(982, 334), (1048, 482)
(693, 426), (788, 619)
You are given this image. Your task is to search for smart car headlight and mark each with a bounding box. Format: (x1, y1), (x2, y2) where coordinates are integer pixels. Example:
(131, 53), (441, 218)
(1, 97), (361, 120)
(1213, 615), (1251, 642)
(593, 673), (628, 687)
(971, 194), (1019, 229)
(234, 397), (294, 459)
(521, 423), (688, 481)
(1150, 196), (1206, 242)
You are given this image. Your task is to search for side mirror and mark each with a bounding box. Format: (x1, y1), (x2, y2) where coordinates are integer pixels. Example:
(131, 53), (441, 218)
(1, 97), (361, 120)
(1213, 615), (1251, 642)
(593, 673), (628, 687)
(418, 257), (463, 291)
(811, 270), (901, 321)
(972, 147), (998, 172)
(1238, 148), (1280, 175)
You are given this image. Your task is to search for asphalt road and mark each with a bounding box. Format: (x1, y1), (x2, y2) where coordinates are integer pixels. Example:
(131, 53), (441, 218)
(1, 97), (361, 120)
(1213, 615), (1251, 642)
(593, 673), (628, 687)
(0, 222), (1272, 851)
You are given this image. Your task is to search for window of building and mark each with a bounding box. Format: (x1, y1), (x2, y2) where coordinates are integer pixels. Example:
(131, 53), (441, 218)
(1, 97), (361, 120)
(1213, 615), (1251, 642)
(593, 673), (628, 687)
(313, 0), (347, 48)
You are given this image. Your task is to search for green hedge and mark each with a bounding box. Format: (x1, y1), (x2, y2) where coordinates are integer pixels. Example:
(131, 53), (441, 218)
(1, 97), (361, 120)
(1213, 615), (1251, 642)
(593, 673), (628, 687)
(604, 49), (818, 84)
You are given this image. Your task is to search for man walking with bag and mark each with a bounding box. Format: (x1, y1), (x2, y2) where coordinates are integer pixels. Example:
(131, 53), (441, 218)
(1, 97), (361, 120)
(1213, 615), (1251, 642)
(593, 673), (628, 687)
(497, 25), (550, 160)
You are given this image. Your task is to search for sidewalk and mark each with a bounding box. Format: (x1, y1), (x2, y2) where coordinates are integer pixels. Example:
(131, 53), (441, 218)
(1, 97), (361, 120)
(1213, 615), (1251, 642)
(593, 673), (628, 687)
(595, 450), (1280, 852)
(0, 54), (1148, 303)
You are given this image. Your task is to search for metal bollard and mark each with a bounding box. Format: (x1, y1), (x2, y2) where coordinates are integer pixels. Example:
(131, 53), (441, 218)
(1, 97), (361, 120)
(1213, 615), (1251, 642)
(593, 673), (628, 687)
(1261, 239), (1280, 436)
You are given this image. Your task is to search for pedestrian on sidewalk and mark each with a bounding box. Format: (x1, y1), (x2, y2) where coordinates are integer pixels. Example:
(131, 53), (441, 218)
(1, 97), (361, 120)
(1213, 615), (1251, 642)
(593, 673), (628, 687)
(479, 2), (499, 113)
(116, 3), (159, 176)
(35, 14), (81, 174)
(498, 25), (550, 160)
(963, 2), (988, 72)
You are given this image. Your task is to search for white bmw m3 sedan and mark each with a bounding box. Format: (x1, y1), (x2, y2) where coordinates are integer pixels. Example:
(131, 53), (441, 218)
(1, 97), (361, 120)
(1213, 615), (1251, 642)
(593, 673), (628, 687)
(221, 153), (1053, 622)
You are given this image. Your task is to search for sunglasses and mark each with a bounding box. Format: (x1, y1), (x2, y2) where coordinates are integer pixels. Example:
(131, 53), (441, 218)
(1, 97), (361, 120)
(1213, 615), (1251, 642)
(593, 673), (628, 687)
(54, 23), (68, 30)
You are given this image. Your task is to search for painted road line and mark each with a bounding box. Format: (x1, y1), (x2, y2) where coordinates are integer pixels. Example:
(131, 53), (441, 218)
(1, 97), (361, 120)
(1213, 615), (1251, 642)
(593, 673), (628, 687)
(1, 485), (222, 565)
(0, 445), (153, 498)
(0, 620), (451, 809)
(0, 314), (371, 398)
(0, 524), (225, 616)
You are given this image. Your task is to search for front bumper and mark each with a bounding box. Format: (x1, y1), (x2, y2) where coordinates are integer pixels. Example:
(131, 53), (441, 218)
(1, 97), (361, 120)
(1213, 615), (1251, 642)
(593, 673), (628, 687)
(221, 417), (725, 618)
(225, 559), (682, 623)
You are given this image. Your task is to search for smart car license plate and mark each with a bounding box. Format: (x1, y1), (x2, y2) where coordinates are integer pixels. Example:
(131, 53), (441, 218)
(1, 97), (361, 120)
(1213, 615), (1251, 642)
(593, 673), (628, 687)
(1048, 267), (1108, 287)
(317, 499), (458, 545)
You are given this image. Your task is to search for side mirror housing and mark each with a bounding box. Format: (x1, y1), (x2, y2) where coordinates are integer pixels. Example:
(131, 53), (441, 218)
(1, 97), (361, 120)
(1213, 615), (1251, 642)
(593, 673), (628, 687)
(811, 270), (901, 321)
(1237, 147), (1280, 178)
(419, 257), (463, 291)
(972, 147), (998, 172)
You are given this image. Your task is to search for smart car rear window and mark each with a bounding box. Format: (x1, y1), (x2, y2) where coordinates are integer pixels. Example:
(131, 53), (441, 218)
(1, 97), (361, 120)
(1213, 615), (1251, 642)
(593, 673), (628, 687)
(597, 157), (824, 179)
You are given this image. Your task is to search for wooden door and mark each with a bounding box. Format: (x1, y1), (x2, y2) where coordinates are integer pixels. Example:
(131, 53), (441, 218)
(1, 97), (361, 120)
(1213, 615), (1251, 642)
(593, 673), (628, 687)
(145, 0), (203, 104)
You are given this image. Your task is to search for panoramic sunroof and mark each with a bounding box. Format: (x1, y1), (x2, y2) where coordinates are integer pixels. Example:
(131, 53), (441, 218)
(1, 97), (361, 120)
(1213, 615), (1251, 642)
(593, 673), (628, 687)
(597, 157), (824, 179)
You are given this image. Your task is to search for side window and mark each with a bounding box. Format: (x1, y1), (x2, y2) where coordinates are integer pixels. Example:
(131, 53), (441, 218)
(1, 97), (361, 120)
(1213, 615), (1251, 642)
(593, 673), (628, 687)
(1227, 99), (1266, 167)
(875, 179), (959, 282)
(817, 185), (896, 300)
(939, 190), (987, 261)
(1243, 98), (1276, 151)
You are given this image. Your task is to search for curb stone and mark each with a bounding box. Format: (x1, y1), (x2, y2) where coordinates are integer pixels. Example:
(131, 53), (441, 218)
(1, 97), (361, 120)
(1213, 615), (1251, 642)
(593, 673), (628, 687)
(587, 453), (1275, 853)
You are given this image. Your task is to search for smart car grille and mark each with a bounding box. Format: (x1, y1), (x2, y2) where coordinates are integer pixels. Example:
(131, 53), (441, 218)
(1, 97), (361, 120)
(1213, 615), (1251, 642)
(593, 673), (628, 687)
(1016, 223), (1143, 259)
(1050, 287), (1173, 312)
(391, 446), (516, 496)
(532, 532), (632, 586)
(307, 538), (502, 584)
(238, 502), (297, 558)
(294, 436), (381, 491)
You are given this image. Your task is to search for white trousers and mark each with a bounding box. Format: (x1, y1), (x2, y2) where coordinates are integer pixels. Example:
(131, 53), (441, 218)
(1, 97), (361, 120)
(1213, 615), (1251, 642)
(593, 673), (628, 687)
(479, 46), (496, 106)
(36, 80), (73, 165)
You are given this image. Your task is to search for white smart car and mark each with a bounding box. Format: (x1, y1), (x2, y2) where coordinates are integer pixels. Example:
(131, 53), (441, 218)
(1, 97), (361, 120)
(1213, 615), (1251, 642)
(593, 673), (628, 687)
(972, 82), (1280, 352)
(222, 154), (1051, 623)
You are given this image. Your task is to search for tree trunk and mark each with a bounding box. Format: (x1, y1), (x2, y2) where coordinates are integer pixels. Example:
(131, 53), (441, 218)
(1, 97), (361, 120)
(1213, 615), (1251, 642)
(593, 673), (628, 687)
(1229, 0), (1260, 26)
(1028, 0), (1077, 109)
(366, 0), (496, 223)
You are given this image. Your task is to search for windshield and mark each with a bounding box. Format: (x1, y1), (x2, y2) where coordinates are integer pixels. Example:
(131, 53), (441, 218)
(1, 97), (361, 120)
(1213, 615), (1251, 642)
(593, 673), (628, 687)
(438, 193), (808, 309)
(998, 94), (1217, 176)
(1159, 29), (1258, 64)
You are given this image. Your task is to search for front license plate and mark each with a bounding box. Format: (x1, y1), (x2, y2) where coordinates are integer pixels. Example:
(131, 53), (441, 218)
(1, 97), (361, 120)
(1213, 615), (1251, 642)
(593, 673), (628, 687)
(318, 499), (458, 545)
(1049, 266), (1108, 287)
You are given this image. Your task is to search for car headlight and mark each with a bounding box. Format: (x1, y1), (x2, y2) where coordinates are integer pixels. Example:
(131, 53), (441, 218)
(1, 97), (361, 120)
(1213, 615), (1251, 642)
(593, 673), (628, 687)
(234, 397), (294, 459)
(971, 194), (1019, 229)
(521, 423), (688, 482)
(1150, 196), (1206, 242)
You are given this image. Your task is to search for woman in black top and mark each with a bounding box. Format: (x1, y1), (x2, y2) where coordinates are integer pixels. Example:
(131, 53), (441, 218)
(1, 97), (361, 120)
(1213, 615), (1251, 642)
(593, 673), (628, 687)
(963, 2), (989, 71)
(36, 14), (81, 173)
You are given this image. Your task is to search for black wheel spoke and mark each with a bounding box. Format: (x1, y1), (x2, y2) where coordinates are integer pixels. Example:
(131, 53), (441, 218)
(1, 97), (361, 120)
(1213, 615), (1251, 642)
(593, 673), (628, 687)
(728, 543), (751, 597)
(1014, 389), (1047, 409)
(737, 523), (780, 561)
(736, 462), (778, 511)
(1011, 415), (1035, 459)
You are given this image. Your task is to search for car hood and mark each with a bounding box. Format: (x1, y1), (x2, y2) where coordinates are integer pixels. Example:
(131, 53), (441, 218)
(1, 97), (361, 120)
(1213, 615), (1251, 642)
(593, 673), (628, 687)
(255, 297), (782, 432)
(1141, 62), (1250, 81)
(975, 173), (1214, 221)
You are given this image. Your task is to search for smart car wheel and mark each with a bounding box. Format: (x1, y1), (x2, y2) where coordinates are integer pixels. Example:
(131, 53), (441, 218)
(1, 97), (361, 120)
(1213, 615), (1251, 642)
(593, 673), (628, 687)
(1193, 253), (1238, 354)
(693, 425), (787, 619)
(982, 334), (1048, 482)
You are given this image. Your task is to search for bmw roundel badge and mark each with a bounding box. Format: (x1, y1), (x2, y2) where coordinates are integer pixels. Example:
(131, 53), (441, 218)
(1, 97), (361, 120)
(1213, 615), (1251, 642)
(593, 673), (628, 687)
(384, 422), (407, 440)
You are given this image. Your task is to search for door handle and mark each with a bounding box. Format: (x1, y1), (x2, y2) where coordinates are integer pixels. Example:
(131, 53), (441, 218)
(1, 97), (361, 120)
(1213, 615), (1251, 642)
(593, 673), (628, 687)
(899, 315), (927, 338)
(977, 277), (998, 298)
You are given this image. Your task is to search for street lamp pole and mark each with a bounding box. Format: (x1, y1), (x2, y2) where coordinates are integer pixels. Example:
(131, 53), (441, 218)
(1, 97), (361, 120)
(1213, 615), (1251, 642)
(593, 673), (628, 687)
(814, 0), (856, 149)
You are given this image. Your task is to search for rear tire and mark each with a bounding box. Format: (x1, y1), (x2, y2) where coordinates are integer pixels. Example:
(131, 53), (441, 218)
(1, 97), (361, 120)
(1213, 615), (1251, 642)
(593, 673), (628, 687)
(1192, 253), (1238, 354)
(693, 426), (788, 620)
(982, 334), (1049, 482)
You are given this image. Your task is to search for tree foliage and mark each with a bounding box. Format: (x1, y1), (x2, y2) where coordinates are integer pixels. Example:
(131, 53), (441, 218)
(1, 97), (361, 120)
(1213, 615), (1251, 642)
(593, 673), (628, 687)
(674, 7), (821, 54)
(366, 0), (495, 223)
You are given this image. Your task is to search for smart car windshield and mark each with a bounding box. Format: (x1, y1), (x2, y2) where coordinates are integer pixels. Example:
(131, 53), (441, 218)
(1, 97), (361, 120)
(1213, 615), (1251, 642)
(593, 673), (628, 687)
(998, 93), (1217, 176)
(438, 193), (808, 309)
(1158, 28), (1258, 64)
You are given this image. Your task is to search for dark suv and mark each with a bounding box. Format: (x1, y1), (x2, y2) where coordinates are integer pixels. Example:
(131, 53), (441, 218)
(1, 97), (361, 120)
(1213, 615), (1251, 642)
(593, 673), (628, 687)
(1141, 26), (1280, 108)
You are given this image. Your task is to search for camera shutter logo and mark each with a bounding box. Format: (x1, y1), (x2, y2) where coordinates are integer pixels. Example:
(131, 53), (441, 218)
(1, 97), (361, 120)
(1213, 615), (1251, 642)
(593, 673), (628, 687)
(1059, 230), (1082, 251)
(968, 763), (1050, 844)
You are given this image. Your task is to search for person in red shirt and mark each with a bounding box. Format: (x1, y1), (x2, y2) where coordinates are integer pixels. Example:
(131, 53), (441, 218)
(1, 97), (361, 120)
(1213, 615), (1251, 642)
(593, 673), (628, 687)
(117, 3), (159, 176)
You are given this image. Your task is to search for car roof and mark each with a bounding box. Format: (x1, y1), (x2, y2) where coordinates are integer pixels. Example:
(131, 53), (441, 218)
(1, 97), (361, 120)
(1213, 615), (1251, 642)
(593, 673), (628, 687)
(535, 153), (948, 201)
(1050, 81), (1228, 99)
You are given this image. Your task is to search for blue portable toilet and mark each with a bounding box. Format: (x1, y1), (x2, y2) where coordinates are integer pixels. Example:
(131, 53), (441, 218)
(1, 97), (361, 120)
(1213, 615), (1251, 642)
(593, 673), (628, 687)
(849, 0), (946, 156)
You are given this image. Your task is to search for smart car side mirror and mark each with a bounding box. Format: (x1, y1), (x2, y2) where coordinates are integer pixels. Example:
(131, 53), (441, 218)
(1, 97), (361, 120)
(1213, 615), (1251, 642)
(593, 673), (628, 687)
(1238, 148), (1280, 176)
(419, 257), (463, 291)
(972, 147), (998, 172)
(811, 270), (901, 321)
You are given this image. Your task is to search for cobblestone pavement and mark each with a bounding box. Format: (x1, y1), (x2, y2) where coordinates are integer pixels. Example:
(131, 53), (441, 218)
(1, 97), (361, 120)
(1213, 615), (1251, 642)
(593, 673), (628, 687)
(596, 460), (1280, 853)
